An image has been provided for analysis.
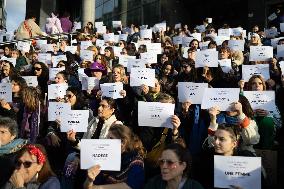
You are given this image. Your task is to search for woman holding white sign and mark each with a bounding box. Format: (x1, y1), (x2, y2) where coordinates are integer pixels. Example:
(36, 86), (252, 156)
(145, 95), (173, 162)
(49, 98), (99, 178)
(247, 75), (280, 149)
(84, 124), (145, 189)
(207, 95), (260, 153)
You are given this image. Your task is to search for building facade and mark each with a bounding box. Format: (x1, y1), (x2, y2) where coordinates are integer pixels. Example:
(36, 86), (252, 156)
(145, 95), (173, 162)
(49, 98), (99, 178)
(25, 0), (284, 31)
(0, 0), (7, 27)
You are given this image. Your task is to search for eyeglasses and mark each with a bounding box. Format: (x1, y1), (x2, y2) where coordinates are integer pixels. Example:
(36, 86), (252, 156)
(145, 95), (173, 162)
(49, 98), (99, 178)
(96, 57), (102, 60)
(34, 67), (42, 71)
(16, 160), (37, 169)
(158, 159), (181, 168)
(182, 65), (189, 68)
(99, 104), (110, 109)
(65, 94), (74, 99)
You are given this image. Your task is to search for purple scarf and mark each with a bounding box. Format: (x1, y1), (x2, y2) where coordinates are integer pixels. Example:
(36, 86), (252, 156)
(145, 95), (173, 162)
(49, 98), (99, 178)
(20, 107), (39, 143)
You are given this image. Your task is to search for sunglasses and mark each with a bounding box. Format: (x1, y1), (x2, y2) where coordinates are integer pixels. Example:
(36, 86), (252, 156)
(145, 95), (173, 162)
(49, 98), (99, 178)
(158, 159), (181, 168)
(16, 160), (36, 169)
(34, 67), (42, 71)
(65, 94), (74, 99)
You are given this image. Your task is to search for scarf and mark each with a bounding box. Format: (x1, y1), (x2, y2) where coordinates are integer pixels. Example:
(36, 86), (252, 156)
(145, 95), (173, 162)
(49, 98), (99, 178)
(0, 139), (27, 155)
(20, 107), (40, 143)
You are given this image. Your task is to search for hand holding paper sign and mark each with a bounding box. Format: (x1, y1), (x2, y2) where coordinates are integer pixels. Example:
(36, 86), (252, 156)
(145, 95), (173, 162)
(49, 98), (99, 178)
(0, 99), (11, 110)
(85, 165), (101, 183)
(66, 130), (77, 142)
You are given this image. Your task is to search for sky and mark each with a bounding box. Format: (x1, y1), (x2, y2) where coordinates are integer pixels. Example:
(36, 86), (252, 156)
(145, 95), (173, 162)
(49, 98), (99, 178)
(6, 0), (27, 33)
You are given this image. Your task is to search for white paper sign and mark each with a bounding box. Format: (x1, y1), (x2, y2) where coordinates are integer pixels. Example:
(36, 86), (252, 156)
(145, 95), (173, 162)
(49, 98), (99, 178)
(215, 36), (230, 46)
(182, 37), (194, 47)
(242, 64), (270, 81)
(96, 26), (106, 34)
(49, 68), (65, 81)
(218, 29), (231, 37)
(178, 82), (208, 104)
(130, 68), (155, 87)
(277, 45), (284, 58)
(268, 13), (277, 21)
(146, 43), (162, 54)
(100, 82), (123, 99)
(36, 40), (47, 48)
(243, 91), (276, 111)
(118, 55), (135, 67)
(249, 46), (273, 61)
(119, 34), (128, 41)
(154, 23), (167, 32)
(214, 155), (261, 189)
(218, 59), (232, 73)
(103, 33), (115, 42)
(48, 102), (71, 121)
(112, 46), (123, 56)
(65, 46), (77, 54)
(231, 27), (243, 36)
(21, 76), (38, 87)
(191, 33), (202, 42)
(40, 44), (54, 53)
(199, 41), (210, 50)
(61, 110), (89, 132)
(0, 83), (12, 102)
(112, 21), (121, 28)
(95, 39), (105, 47)
(5, 58), (16, 67)
(52, 55), (67, 67)
(271, 37), (284, 48)
(38, 53), (52, 64)
(265, 28), (278, 38)
(281, 23), (284, 32)
(195, 50), (218, 67)
(228, 40), (245, 51)
(17, 41), (30, 52)
(81, 77), (100, 91)
(195, 25), (206, 33)
(48, 84), (68, 100)
(138, 101), (175, 128)
(173, 36), (183, 45)
(80, 41), (93, 50)
(95, 22), (104, 28)
(140, 29), (152, 39)
(175, 23), (181, 29)
(201, 88), (240, 111)
(140, 52), (157, 64)
(80, 50), (94, 61)
(127, 59), (146, 72)
(80, 139), (121, 170)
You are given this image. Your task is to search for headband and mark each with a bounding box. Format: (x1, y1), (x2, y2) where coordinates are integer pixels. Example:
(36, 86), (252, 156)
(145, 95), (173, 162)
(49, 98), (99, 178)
(26, 145), (46, 164)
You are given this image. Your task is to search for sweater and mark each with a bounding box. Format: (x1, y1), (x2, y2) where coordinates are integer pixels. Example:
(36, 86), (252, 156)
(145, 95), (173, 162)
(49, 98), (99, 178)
(144, 175), (204, 189)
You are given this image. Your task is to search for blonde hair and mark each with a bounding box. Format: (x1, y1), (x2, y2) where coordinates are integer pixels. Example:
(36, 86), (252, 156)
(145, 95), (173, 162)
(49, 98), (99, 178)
(112, 64), (128, 84)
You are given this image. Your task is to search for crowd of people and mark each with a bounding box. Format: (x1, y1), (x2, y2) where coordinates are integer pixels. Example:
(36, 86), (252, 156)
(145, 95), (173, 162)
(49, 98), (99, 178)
(0, 10), (283, 189)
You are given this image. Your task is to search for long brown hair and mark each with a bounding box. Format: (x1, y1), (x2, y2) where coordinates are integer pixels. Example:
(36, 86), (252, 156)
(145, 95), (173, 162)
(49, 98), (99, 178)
(247, 74), (266, 91)
(111, 64), (128, 84)
(109, 124), (146, 157)
(22, 86), (41, 112)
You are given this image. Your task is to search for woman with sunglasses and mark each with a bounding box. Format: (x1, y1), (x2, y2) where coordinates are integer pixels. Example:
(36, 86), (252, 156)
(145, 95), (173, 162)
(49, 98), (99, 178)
(144, 143), (204, 189)
(84, 124), (145, 189)
(246, 75), (280, 149)
(0, 117), (28, 187)
(31, 62), (49, 99)
(3, 144), (60, 189)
